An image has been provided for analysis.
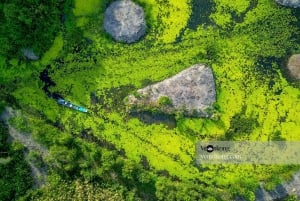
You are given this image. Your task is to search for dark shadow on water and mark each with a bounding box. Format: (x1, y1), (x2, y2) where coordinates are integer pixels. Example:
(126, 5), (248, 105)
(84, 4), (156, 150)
(188, 0), (215, 30)
(176, 0), (214, 42)
(256, 57), (281, 76)
(255, 56), (285, 94)
(279, 7), (300, 88)
(253, 6), (300, 89)
(256, 55), (300, 90)
(128, 111), (176, 129)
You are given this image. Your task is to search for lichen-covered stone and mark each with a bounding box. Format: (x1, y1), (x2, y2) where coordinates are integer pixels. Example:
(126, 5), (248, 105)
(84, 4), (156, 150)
(275, 0), (300, 8)
(127, 64), (216, 117)
(287, 54), (300, 80)
(104, 0), (146, 43)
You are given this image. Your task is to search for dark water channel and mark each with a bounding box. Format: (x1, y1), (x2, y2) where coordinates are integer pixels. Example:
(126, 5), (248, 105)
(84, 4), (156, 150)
(129, 111), (176, 129)
(188, 0), (215, 29)
(39, 65), (62, 100)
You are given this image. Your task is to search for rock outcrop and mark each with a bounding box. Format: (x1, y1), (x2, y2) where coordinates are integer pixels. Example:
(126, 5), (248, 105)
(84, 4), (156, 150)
(21, 48), (39, 60)
(287, 54), (300, 80)
(255, 172), (300, 201)
(104, 0), (146, 43)
(127, 64), (216, 117)
(234, 171), (300, 201)
(275, 0), (300, 8)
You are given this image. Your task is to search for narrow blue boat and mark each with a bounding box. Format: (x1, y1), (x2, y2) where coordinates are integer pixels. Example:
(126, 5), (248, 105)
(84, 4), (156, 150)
(57, 98), (88, 113)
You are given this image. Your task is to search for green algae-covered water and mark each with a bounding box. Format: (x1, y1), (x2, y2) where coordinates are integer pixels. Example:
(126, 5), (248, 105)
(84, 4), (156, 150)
(1, 0), (300, 200)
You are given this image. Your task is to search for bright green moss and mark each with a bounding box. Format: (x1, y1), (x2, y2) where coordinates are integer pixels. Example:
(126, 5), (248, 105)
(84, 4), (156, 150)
(136, 0), (191, 43)
(33, 0), (300, 195)
(73, 0), (102, 16)
(41, 33), (64, 66)
(158, 96), (172, 106)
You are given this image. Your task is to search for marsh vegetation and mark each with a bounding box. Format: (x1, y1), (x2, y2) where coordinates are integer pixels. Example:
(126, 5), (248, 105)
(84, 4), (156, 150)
(0, 0), (300, 200)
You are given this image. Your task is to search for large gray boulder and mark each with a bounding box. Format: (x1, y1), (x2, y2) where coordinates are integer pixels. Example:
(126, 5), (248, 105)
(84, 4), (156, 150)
(21, 48), (39, 60)
(287, 54), (300, 80)
(275, 0), (300, 7)
(104, 0), (146, 43)
(127, 64), (216, 117)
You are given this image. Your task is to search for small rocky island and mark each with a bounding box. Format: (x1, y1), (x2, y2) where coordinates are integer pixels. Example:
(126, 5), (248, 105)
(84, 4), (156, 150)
(104, 0), (147, 43)
(287, 54), (300, 80)
(127, 64), (216, 117)
(275, 0), (300, 7)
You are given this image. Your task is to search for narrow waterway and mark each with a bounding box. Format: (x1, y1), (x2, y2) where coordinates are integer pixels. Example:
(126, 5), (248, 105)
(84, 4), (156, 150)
(39, 65), (62, 100)
(129, 111), (176, 129)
